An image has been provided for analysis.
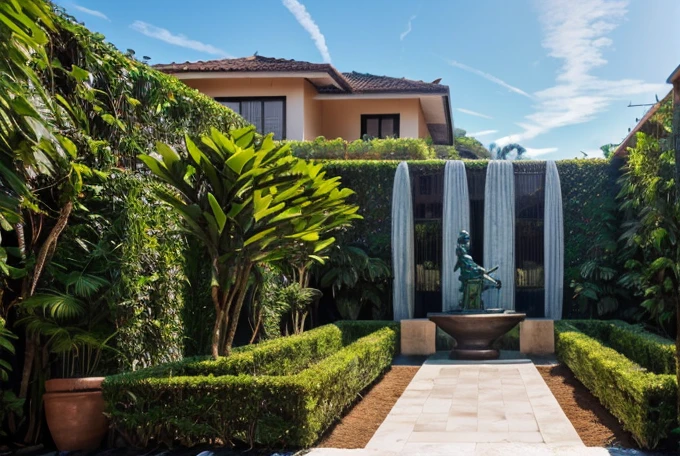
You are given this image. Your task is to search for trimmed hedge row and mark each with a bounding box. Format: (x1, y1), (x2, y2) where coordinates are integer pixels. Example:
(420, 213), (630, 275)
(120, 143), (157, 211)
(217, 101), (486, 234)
(555, 322), (676, 449)
(567, 320), (675, 375)
(286, 137), (440, 160)
(102, 321), (399, 448)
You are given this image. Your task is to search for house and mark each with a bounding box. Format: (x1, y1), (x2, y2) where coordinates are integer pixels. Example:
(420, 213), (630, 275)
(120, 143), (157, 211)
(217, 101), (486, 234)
(153, 55), (454, 145)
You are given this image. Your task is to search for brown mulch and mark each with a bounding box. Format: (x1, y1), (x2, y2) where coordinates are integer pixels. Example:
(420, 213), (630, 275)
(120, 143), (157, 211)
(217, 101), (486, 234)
(537, 364), (635, 448)
(317, 365), (419, 448)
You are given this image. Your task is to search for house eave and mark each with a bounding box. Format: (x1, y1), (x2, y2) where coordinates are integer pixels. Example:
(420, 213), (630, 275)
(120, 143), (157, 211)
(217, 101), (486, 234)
(168, 71), (346, 90)
(313, 92), (446, 100)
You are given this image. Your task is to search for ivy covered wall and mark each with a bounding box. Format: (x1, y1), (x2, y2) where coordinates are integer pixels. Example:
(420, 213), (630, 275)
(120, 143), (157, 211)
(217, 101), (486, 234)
(322, 159), (621, 315)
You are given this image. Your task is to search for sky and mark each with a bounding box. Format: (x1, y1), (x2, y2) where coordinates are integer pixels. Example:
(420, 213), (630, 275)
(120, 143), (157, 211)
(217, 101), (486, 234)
(55, 0), (680, 160)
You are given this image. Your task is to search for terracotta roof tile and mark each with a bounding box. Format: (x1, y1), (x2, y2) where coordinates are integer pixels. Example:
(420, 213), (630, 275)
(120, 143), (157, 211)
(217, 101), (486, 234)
(153, 55), (333, 73)
(325, 72), (448, 94)
(153, 56), (448, 95)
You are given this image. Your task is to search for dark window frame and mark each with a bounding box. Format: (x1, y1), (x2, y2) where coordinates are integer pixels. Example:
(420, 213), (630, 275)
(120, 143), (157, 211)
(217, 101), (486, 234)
(361, 114), (400, 139)
(215, 96), (287, 140)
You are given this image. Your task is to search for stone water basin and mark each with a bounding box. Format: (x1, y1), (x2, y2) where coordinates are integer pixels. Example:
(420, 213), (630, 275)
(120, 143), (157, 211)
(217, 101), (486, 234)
(428, 310), (526, 360)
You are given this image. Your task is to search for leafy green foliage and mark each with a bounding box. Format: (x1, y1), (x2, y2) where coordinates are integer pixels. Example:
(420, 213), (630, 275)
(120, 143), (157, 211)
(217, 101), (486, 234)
(555, 322), (676, 449)
(454, 136), (491, 159)
(286, 137), (436, 160)
(313, 245), (391, 320)
(141, 127), (360, 357)
(567, 320), (675, 375)
(569, 201), (631, 318)
(103, 174), (188, 370)
(102, 321), (399, 448)
(617, 133), (679, 328)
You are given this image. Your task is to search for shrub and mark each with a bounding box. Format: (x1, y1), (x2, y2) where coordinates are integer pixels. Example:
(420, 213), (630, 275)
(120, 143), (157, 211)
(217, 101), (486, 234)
(567, 320), (675, 375)
(102, 321), (399, 448)
(555, 322), (676, 449)
(286, 137), (437, 160)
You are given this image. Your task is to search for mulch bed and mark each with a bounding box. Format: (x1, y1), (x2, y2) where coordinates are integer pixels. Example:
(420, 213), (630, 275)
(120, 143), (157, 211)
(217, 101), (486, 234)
(537, 364), (635, 448)
(317, 365), (419, 448)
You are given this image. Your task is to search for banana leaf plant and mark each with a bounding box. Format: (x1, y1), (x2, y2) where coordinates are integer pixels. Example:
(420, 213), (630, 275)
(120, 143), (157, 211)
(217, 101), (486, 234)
(140, 127), (360, 357)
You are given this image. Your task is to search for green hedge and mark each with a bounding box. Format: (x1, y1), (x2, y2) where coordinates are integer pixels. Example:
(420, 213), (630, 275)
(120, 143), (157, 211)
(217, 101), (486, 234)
(556, 159), (622, 269)
(321, 160), (615, 265)
(555, 322), (676, 449)
(286, 137), (440, 161)
(102, 321), (399, 448)
(566, 320), (675, 375)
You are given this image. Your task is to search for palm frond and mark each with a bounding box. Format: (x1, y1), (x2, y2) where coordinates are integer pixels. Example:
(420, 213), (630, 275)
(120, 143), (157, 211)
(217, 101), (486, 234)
(21, 293), (85, 320)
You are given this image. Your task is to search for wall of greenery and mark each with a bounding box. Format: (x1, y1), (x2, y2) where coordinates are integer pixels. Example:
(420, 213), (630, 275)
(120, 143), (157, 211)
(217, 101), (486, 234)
(321, 159), (620, 316)
(103, 174), (189, 370)
(322, 159), (618, 259)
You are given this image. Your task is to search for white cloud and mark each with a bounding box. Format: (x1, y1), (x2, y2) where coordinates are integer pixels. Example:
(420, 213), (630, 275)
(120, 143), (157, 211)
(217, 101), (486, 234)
(525, 147), (558, 158)
(130, 21), (229, 56)
(494, 0), (666, 147)
(446, 59), (532, 98)
(457, 108), (493, 119)
(400, 15), (417, 41)
(282, 0), (331, 63)
(469, 130), (498, 137)
(70, 3), (109, 21)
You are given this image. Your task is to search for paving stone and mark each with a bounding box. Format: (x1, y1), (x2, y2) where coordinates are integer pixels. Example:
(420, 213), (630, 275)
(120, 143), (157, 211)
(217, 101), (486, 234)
(364, 361), (583, 454)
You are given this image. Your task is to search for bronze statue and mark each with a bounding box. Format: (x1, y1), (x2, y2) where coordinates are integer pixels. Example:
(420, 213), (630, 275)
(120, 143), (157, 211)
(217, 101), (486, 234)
(453, 230), (501, 310)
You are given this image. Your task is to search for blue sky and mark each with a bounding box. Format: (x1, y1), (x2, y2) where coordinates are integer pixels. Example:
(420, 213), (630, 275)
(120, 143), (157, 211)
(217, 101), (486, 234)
(56, 0), (679, 159)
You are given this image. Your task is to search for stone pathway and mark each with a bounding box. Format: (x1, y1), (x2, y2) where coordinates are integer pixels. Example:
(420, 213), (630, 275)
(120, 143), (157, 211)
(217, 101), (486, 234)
(309, 359), (609, 455)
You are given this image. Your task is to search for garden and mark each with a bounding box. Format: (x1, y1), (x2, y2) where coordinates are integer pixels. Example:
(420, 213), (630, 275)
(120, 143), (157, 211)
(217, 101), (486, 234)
(0, 1), (679, 455)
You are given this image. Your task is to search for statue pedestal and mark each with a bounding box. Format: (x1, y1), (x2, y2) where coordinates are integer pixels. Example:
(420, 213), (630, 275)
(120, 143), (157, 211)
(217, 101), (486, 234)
(520, 319), (555, 355)
(400, 319), (436, 355)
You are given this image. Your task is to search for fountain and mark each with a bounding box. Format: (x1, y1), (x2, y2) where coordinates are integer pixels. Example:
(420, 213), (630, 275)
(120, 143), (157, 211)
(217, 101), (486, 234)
(428, 230), (525, 360)
(544, 160), (564, 320)
(442, 161), (470, 311)
(392, 162), (415, 321)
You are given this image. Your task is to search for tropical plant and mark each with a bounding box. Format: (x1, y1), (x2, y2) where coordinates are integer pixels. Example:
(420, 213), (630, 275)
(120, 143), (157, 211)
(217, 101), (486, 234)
(314, 245), (391, 320)
(277, 283), (321, 335)
(18, 226), (118, 378)
(617, 133), (679, 330)
(570, 200), (631, 318)
(140, 127), (360, 357)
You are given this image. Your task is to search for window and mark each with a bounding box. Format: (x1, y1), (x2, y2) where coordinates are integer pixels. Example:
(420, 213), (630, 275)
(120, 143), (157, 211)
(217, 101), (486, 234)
(216, 97), (286, 139)
(361, 114), (400, 139)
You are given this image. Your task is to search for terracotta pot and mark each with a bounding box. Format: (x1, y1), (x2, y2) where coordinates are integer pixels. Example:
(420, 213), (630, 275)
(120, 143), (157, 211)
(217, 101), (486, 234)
(43, 377), (109, 451)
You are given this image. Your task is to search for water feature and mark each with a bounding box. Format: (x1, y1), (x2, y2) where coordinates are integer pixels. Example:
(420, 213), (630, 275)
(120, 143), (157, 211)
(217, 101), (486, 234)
(429, 229), (525, 360)
(442, 160), (470, 311)
(483, 161), (516, 310)
(544, 160), (564, 319)
(391, 162), (415, 321)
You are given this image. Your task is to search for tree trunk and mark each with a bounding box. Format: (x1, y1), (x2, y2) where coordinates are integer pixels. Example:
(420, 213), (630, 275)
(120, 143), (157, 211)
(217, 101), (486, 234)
(223, 263), (253, 355)
(211, 306), (222, 360)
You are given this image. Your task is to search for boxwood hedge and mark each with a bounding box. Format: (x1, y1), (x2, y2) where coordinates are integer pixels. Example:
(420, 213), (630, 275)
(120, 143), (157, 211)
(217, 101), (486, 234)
(555, 321), (676, 449)
(102, 321), (399, 448)
(566, 320), (675, 375)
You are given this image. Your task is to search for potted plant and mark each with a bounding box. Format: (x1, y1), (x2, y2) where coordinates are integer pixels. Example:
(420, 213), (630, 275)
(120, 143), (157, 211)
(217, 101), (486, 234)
(20, 259), (115, 451)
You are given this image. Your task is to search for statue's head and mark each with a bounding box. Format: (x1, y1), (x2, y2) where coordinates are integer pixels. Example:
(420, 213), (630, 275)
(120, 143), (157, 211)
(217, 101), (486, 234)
(457, 230), (470, 245)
